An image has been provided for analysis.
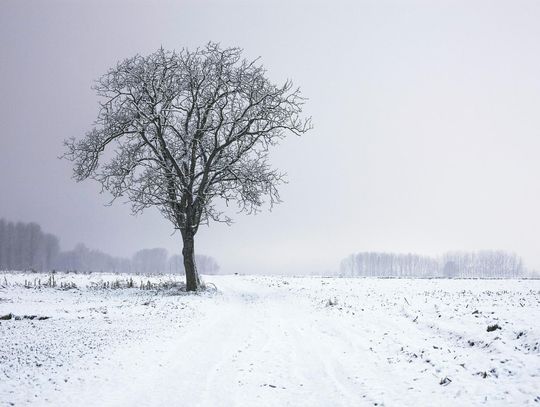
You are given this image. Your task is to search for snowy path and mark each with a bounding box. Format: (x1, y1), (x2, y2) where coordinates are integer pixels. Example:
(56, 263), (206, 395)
(2, 274), (539, 406)
(50, 278), (382, 407)
(104, 279), (395, 407)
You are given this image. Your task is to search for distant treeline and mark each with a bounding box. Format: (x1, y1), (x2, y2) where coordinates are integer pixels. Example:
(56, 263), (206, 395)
(340, 251), (525, 278)
(0, 219), (219, 274)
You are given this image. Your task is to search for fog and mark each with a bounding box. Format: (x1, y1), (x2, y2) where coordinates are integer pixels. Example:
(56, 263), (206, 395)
(1, 0), (539, 275)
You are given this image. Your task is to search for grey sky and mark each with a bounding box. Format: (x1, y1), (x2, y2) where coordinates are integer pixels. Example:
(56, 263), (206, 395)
(1, 0), (539, 274)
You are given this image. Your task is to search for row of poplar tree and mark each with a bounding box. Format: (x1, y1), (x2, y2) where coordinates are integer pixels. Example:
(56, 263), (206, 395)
(0, 219), (219, 274)
(339, 251), (525, 278)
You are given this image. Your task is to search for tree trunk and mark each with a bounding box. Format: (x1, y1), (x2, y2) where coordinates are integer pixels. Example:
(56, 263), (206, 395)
(181, 229), (201, 291)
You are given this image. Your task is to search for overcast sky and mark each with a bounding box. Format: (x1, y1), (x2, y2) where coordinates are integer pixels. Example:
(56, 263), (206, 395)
(1, 0), (539, 274)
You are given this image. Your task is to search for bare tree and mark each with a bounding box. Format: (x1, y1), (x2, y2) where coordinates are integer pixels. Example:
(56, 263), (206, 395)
(64, 43), (310, 291)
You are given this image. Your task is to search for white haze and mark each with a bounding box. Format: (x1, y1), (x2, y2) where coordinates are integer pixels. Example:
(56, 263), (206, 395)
(0, 0), (539, 274)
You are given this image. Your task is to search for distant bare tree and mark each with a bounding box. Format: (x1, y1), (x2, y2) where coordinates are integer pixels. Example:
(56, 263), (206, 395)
(0, 219), (60, 271)
(64, 43), (310, 291)
(194, 254), (220, 275)
(132, 248), (168, 274)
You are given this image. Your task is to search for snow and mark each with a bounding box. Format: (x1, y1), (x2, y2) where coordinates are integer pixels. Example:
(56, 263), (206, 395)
(1, 273), (539, 406)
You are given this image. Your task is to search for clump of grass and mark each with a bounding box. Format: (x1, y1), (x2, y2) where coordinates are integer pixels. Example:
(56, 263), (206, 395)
(487, 324), (501, 332)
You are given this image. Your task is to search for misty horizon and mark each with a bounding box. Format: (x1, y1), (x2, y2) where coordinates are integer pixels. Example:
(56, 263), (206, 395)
(0, 217), (534, 278)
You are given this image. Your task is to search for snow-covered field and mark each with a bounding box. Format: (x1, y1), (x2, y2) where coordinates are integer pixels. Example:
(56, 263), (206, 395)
(1, 272), (539, 406)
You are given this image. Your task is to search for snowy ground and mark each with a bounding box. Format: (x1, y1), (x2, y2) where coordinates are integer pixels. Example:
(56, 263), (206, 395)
(1, 273), (539, 406)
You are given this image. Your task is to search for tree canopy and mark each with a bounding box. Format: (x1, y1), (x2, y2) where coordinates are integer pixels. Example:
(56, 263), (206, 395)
(64, 43), (310, 290)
